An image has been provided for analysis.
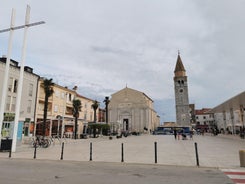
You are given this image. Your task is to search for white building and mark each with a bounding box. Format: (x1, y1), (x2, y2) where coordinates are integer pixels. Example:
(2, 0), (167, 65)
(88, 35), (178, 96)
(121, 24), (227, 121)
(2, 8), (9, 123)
(0, 57), (39, 140)
(211, 91), (245, 134)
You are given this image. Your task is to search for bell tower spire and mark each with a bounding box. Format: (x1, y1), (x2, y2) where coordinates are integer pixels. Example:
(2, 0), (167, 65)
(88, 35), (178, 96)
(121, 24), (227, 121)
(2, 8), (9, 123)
(174, 52), (186, 78)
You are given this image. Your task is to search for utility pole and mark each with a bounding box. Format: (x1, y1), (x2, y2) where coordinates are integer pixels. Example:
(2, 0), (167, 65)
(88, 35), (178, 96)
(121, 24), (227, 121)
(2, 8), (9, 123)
(0, 5), (45, 152)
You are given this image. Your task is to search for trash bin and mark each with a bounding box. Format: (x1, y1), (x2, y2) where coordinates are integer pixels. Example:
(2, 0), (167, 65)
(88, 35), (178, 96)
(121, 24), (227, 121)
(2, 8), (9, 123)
(239, 150), (245, 167)
(0, 138), (12, 152)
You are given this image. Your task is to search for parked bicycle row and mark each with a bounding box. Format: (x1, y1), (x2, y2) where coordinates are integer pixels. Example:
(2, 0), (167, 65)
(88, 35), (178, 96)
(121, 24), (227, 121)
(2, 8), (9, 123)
(30, 136), (64, 148)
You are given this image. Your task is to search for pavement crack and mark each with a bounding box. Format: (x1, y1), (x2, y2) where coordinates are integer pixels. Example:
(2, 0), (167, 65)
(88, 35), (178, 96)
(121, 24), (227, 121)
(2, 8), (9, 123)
(54, 175), (63, 179)
(132, 173), (145, 178)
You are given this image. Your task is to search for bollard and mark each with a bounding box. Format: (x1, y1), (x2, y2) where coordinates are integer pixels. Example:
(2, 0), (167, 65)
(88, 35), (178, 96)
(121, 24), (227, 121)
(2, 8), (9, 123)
(33, 143), (37, 159)
(194, 142), (199, 167)
(239, 150), (245, 167)
(90, 142), (92, 161)
(9, 144), (12, 158)
(121, 143), (124, 162)
(155, 142), (157, 164)
(60, 142), (64, 160)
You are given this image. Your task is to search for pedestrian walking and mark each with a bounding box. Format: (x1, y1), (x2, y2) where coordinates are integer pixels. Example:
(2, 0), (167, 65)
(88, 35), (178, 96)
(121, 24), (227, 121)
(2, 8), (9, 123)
(174, 129), (177, 140)
(189, 129), (193, 140)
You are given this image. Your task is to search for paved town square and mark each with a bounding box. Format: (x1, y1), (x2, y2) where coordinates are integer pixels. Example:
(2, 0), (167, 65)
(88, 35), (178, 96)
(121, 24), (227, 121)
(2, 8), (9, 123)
(0, 134), (245, 183)
(0, 159), (233, 184)
(0, 134), (244, 168)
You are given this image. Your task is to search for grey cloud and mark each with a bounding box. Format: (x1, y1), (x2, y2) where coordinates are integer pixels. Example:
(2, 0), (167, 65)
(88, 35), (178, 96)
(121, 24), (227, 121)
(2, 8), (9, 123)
(91, 46), (141, 57)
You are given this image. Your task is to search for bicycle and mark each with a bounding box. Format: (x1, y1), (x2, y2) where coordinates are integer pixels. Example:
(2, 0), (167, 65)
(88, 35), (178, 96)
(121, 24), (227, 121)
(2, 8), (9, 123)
(31, 136), (51, 148)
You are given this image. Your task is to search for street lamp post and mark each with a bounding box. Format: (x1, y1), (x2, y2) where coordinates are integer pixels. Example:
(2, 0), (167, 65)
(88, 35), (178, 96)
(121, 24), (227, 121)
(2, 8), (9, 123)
(56, 115), (62, 137)
(61, 93), (67, 139)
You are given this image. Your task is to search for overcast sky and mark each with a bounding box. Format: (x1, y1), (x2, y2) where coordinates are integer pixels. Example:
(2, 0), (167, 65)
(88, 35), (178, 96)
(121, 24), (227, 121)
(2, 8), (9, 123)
(1, 0), (245, 123)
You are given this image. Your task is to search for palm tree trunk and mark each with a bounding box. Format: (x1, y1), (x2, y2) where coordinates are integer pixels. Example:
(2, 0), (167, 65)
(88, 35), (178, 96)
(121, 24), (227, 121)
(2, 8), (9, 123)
(42, 95), (49, 136)
(74, 117), (78, 139)
(94, 109), (97, 123)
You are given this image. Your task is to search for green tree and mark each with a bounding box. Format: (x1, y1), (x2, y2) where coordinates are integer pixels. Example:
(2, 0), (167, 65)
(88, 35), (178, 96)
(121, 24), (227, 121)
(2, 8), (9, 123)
(72, 99), (82, 139)
(42, 78), (54, 136)
(91, 100), (99, 123)
(88, 123), (110, 138)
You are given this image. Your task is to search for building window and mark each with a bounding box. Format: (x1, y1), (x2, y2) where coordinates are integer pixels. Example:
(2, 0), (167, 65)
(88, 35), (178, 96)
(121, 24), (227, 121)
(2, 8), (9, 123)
(6, 96), (11, 111)
(84, 112), (87, 120)
(8, 77), (13, 92)
(11, 97), (16, 112)
(38, 103), (44, 111)
(55, 90), (60, 98)
(28, 84), (33, 97)
(59, 105), (63, 113)
(69, 94), (72, 101)
(177, 80), (184, 86)
(54, 105), (58, 112)
(13, 79), (18, 93)
(61, 92), (65, 99)
(27, 100), (32, 113)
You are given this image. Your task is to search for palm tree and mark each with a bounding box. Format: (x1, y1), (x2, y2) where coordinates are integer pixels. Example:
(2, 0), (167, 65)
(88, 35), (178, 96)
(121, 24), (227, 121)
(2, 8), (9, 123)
(72, 99), (82, 139)
(42, 78), (54, 136)
(91, 100), (99, 123)
(103, 96), (110, 124)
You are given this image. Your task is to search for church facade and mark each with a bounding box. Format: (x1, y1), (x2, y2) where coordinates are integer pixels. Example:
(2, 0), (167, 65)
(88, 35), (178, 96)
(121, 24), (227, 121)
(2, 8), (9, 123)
(108, 87), (160, 134)
(174, 54), (190, 126)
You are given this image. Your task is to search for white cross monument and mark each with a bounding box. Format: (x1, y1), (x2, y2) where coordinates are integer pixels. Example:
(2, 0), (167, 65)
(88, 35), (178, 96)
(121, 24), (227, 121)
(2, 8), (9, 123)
(0, 5), (45, 152)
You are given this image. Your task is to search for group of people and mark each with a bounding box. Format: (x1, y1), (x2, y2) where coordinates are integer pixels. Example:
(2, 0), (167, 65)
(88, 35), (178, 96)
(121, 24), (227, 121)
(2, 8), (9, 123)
(173, 129), (194, 140)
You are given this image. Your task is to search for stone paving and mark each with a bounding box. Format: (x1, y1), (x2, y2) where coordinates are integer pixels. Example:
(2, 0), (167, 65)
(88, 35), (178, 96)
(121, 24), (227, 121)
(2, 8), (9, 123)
(1, 134), (245, 169)
(0, 159), (232, 184)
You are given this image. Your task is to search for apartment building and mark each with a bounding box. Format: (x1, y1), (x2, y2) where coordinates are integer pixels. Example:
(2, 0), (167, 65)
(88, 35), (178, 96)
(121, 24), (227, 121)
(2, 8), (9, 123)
(0, 57), (39, 139)
(35, 79), (96, 137)
(195, 108), (214, 131)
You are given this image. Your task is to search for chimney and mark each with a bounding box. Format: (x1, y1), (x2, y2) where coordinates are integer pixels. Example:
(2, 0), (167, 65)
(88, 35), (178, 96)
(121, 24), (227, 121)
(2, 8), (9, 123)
(73, 86), (78, 91)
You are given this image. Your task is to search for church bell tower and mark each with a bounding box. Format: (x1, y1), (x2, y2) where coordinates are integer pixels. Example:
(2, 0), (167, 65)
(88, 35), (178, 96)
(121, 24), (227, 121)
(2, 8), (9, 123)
(174, 53), (190, 126)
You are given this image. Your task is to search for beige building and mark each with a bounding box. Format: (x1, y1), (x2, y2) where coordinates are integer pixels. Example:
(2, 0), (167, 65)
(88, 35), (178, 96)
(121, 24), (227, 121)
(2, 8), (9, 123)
(0, 57), (39, 139)
(108, 87), (160, 134)
(35, 78), (96, 137)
